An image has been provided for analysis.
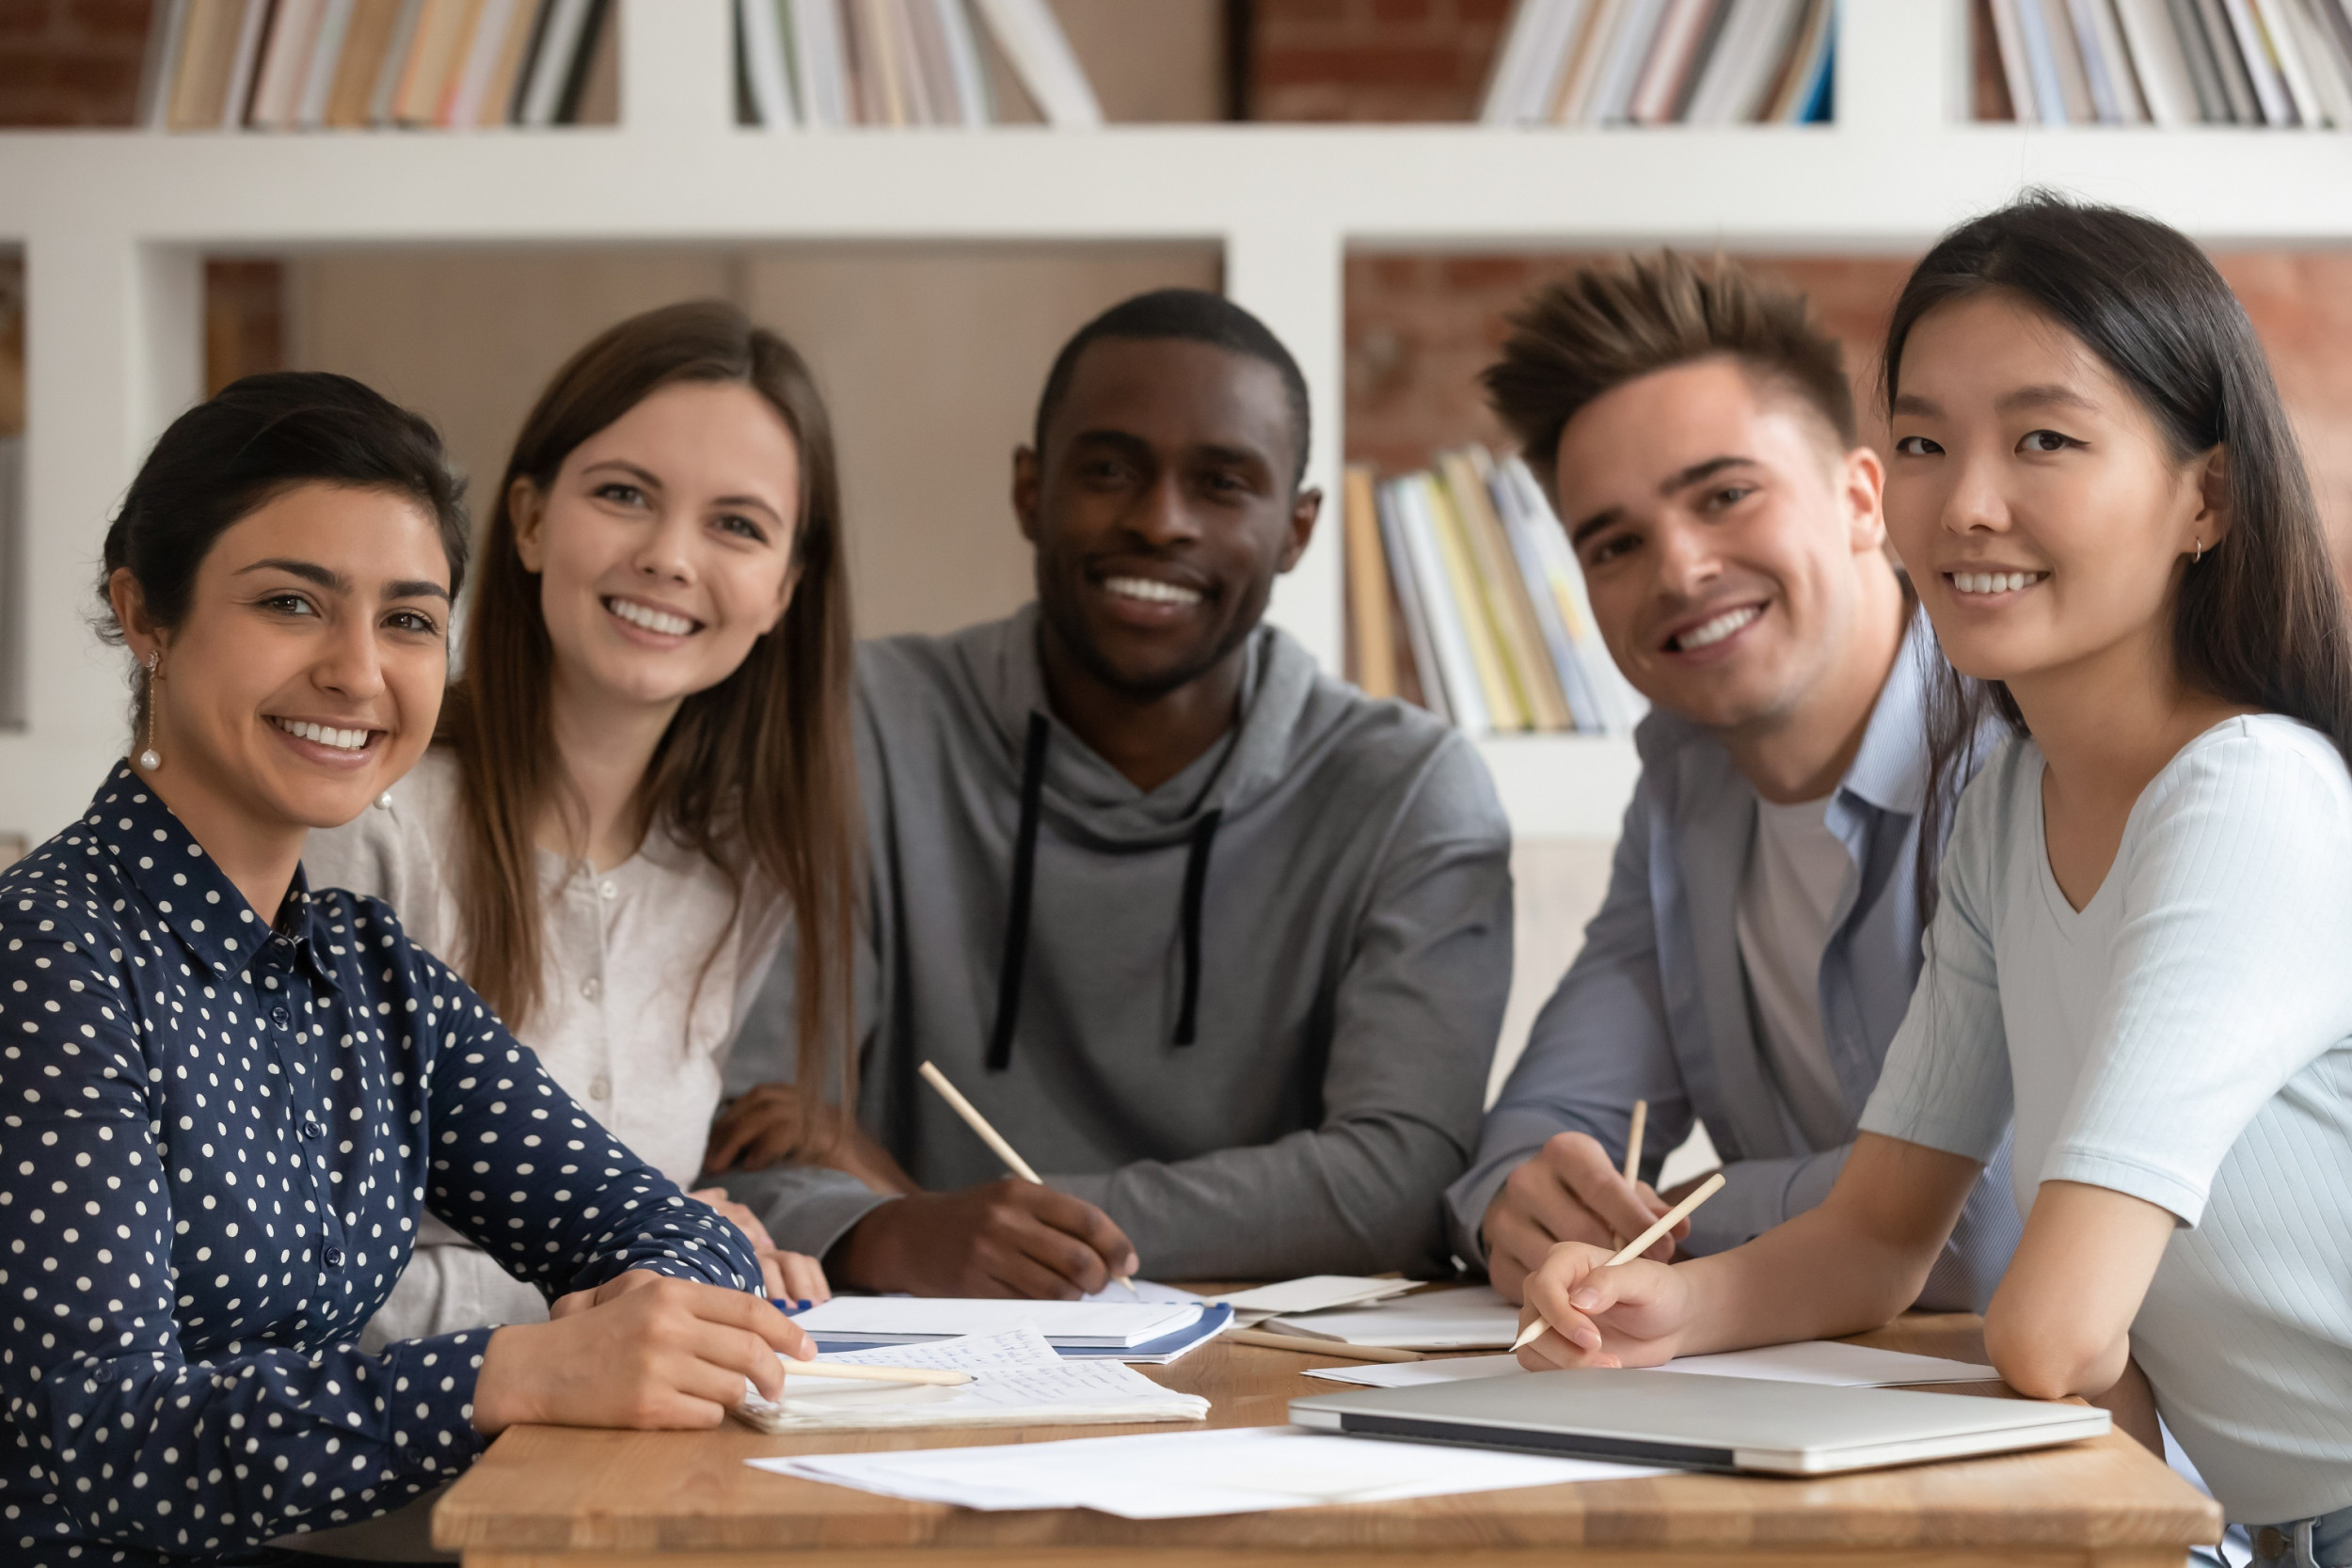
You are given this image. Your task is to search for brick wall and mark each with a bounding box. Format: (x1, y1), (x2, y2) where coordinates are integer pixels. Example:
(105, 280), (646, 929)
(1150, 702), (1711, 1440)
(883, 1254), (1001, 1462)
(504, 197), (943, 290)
(1251, 0), (1509, 122)
(0, 0), (150, 126)
(1345, 248), (2352, 580)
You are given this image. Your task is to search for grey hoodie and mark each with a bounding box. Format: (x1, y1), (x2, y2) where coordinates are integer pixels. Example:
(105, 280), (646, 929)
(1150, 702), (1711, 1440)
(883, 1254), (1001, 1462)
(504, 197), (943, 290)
(720, 605), (1514, 1278)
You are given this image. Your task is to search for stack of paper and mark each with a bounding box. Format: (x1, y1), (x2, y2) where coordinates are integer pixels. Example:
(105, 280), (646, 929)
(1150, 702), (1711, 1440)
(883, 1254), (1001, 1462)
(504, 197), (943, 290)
(793, 1295), (1203, 1348)
(1301, 1339), (2001, 1390)
(752, 1424), (1667, 1517)
(1266, 1285), (1522, 1349)
(735, 1327), (1208, 1433)
(1207, 1276), (1422, 1325)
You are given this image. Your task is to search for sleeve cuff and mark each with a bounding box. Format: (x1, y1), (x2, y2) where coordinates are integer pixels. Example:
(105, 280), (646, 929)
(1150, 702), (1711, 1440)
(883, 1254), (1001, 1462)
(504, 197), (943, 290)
(2039, 1148), (2204, 1227)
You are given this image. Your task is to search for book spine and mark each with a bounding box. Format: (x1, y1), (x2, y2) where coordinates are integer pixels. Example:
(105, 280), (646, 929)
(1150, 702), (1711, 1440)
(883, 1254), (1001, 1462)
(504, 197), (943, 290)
(1593, 0), (1674, 121)
(1486, 451), (1603, 731)
(254, 0), (326, 128)
(1629, 0), (1719, 122)
(1343, 467), (1399, 700)
(1422, 473), (1527, 731)
(296, 0), (358, 125)
(1481, 0), (1556, 122)
(932, 0), (991, 125)
(1502, 455), (1643, 734)
(788, 0), (849, 126)
(2085, 0), (2152, 117)
(968, 0), (1102, 125)
(1391, 477), (1490, 734)
(1986, 0), (2039, 118)
(2252, 0), (2327, 118)
(444, 0), (518, 124)
(140, 0), (197, 129)
(2220, 0), (2296, 118)
(1375, 482), (1451, 725)
(222, 0), (278, 127)
(1445, 451), (1569, 731)
(2289, 0), (2352, 122)
(2193, 0), (2263, 117)
(2111, 0), (2192, 120)
(739, 0), (798, 124)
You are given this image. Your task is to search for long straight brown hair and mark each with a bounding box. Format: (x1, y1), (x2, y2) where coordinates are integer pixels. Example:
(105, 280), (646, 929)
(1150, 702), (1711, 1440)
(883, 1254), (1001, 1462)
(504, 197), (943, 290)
(441, 300), (858, 1144)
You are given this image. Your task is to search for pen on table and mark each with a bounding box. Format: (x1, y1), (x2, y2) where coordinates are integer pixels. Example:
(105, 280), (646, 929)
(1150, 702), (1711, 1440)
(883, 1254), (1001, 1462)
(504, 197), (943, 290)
(1221, 1327), (1426, 1363)
(917, 1059), (1138, 1297)
(1509, 1170), (1727, 1354)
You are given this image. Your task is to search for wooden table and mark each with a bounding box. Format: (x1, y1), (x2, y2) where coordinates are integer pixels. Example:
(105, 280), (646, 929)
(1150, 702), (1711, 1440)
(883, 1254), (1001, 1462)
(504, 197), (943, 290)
(435, 1314), (2220, 1567)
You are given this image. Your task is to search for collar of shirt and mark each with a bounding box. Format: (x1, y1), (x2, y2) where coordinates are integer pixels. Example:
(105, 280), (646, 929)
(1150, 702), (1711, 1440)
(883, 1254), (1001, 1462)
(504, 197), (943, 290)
(89, 761), (343, 993)
(1833, 608), (1937, 824)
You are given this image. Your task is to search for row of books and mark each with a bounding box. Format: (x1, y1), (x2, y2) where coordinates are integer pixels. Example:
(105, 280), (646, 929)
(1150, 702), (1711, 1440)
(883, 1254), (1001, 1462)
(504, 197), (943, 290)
(137, 0), (613, 132)
(1344, 449), (1640, 736)
(736, 0), (1102, 128)
(1481, 0), (1838, 126)
(1985, 0), (2352, 124)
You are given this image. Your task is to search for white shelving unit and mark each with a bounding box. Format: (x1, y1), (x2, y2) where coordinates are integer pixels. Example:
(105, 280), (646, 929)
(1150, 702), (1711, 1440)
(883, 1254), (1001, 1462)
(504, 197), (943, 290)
(5, 0), (2351, 845)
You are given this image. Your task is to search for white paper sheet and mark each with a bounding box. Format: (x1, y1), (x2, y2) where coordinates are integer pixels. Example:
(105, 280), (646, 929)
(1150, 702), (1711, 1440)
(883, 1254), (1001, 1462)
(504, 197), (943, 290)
(790, 1295), (1203, 1346)
(1302, 1340), (2000, 1389)
(752, 1424), (1668, 1517)
(1208, 1275), (1423, 1318)
(736, 1327), (1209, 1433)
(1079, 1279), (1203, 1307)
(1267, 1285), (1521, 1348)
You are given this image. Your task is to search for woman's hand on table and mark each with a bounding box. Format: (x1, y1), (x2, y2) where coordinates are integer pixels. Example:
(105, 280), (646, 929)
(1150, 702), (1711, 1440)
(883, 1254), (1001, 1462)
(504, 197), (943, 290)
(477, 1271), (814, 1433)
(690, 1185), (834, 1305)
(1514, 1241), (1694, 1370)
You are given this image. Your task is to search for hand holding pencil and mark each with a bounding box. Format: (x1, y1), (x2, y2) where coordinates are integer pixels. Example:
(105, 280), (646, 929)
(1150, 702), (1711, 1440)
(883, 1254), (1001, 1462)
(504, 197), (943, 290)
(1509, 1172), (1726, 1370)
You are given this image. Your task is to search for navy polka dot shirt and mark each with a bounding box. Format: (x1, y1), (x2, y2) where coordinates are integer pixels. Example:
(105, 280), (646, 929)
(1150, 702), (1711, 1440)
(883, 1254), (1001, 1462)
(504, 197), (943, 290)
(0, 768), (763, 1564)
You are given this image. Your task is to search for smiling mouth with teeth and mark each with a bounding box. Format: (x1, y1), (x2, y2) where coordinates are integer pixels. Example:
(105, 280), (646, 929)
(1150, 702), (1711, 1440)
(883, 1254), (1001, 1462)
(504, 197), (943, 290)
(605, 596), (701, 637)
(1667, 604), (1762, 653)
(1102, 575), (1204, 608)
(1947, 571), (2049, 596)
(270, 717), (375, 752)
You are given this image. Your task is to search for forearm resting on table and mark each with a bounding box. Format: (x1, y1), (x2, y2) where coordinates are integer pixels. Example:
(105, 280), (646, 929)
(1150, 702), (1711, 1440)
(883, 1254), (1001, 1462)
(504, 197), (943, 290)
(1677, 1134), (1983, 1355)
(1983, 1179), (2173, 1403)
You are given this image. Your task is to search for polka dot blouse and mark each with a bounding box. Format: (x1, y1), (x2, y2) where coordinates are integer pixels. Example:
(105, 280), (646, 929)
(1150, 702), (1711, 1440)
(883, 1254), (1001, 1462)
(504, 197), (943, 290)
(0, 767), (763, 1565)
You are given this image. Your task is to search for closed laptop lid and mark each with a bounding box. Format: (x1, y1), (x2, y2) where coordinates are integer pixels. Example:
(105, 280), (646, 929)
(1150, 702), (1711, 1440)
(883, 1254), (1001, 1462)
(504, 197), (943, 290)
(1289, 1369), (2109, 1476)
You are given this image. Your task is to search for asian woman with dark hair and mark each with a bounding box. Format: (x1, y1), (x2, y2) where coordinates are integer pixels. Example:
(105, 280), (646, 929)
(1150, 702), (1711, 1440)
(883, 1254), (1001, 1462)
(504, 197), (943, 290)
(0, 372), (813, 1567)
(1509, 196), (2352, 1560)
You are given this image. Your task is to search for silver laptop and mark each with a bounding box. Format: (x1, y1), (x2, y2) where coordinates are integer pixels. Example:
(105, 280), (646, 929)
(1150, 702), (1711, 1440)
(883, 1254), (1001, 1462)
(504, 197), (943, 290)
(1290, 1369), (2109, 1476)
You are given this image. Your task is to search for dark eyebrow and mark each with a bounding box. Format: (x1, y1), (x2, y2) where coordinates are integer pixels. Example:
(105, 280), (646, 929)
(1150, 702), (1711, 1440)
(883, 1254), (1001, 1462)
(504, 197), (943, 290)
(236, 558), (348, 593)
(1995, 383), (2099, 416)
(1661, 455), (1758, 494)
(1891, 392), (1940, 418)
(1567, 505), (1625, 549)
(580, 458), (663, 490)
(385, 579), (451, 602)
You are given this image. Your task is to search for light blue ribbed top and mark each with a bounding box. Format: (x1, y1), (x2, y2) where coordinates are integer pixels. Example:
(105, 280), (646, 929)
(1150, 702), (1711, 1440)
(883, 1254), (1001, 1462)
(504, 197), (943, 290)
(1862, 715), (2352, 1526)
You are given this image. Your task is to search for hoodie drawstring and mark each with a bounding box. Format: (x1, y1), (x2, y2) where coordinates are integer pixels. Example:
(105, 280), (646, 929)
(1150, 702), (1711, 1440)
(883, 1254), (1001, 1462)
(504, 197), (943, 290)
(985, 713), (1052, 1072)
(985, 711), (1225, 1067)
(1174, 810), (1221, 1047)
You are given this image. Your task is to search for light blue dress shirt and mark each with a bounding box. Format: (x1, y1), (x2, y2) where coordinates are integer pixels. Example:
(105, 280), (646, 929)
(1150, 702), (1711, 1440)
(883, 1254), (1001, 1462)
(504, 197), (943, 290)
(1446, 614), (2021, 1311)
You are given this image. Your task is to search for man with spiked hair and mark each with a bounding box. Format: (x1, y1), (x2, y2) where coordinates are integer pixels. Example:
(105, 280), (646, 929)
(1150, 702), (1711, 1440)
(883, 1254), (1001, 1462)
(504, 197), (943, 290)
(1452, 254), (2019, 1309)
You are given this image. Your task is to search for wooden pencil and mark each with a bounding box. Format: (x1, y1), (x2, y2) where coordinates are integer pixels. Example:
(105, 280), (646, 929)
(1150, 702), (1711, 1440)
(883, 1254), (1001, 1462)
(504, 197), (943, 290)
(916, 1059), (1135, 1292)
(1622, 1099), (1647, 1184)
(1222, 1327), (1427, 1363)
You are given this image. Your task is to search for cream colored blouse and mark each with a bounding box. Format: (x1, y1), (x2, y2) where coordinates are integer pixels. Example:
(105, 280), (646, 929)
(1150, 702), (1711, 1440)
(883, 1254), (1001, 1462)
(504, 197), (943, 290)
(304, 748), (784, 1346)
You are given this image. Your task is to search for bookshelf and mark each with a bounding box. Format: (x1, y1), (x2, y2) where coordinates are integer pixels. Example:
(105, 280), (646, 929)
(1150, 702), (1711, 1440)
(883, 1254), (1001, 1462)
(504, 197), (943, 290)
(5, 0), (2352, 844)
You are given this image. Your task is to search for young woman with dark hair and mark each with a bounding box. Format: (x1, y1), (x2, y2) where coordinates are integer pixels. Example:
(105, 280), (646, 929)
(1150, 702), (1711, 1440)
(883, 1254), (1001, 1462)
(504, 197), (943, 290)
(305, 300), (861, 1340)
(0, 372), (813, 1567)
(1510, 196), (2352, 1560)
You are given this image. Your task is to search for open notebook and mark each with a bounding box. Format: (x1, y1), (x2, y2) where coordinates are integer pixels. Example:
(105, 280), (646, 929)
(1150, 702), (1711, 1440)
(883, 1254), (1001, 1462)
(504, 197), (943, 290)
(734, 1327), (1210, 1433)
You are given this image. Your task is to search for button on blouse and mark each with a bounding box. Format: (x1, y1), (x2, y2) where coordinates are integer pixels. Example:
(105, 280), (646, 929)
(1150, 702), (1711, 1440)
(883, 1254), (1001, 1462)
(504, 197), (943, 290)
(0, 768), (763, 1565)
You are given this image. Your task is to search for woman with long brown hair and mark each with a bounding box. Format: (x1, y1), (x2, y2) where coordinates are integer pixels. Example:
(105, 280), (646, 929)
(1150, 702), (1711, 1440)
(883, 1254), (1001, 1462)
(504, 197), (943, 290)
(310, 299), (861, 1339)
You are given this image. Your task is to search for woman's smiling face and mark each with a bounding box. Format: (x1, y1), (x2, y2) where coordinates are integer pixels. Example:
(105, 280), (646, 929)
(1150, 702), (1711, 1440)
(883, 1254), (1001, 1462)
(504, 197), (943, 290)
(118, 482), (453, 834)
(514, 379), (802, 717)
(1885, 289), (2218, 691)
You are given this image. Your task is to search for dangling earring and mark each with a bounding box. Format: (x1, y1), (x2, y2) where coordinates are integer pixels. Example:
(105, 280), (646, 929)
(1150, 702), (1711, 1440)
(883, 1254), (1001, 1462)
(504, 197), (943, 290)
(2193, 538), (2204, 565)
(137, 651), (163, 772)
